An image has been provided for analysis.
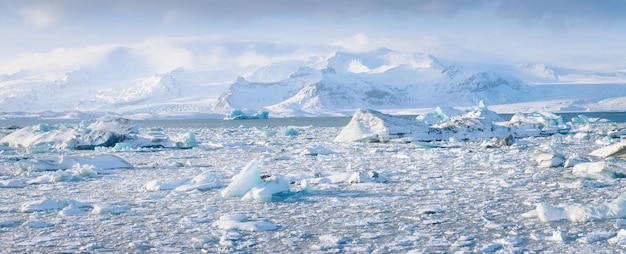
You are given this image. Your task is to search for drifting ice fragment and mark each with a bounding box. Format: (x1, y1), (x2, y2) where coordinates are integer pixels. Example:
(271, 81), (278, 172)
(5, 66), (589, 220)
(533, 153), (565, 168)
(299, 145), (335, 156)
(416, 106), (463, 124)
(348, 171), (386, 183)
(212, 214), (277, 231)
(22, 155), (132, 172)
(572, 161), (624, 180)
(589, 141), (626, 158)
(529, 194), (626, 222)
(220, 159), (289, 202)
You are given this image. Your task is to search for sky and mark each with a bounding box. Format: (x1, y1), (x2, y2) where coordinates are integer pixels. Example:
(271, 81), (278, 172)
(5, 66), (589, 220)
(1, 0), (626, 73)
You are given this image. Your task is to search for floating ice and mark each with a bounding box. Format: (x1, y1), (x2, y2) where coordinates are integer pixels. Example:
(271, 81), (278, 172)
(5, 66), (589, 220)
(0, 179), (25, 188)
(0, 116), (197, 150)
(92, 202), (131, 215)
(589, 141), (626, 158)
(299, 145), (335, 156)
(572, 161), (624, 180)
(220, 159), (289, 202)
(212, 214), (277, 231)
(0, 219), (22, 228)
(336, 102), (573, 143)
(348, 171), (386, 183)
(22, 154), (132, 172)
(608, 229), (626, 246)
(174, 172), (222, 192)
(27, 165), (98, 184)
(20, 199), (90, 213)
(334, 108), (429, 142)
(527, 194), (626, 222)
(145, 172), (222, 192)
(174, 131), (197, 149)
(224, 109), (269, 120)
(533, 152), (566, 168)
(416, 106), (463, 124)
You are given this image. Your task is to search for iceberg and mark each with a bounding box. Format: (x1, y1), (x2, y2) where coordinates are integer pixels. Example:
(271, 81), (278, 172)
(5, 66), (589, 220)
(335, 101), (574, 143)
(415, 106), (464, 125)
(334, 109), (430, 142)
(223, 109), (269, 120)
(220, 159), (289, 202)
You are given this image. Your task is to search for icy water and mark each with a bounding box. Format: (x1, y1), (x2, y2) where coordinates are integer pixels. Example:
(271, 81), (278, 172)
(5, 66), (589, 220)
(0, 112), (626, 253)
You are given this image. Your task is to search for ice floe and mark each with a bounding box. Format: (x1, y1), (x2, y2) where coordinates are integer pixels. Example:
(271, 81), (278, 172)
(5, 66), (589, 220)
(523, 194), (626, 222)
(212, 214), (277, 231)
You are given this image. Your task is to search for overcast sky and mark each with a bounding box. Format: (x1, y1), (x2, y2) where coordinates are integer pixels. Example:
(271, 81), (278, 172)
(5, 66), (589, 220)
(1, 0), (625, 71)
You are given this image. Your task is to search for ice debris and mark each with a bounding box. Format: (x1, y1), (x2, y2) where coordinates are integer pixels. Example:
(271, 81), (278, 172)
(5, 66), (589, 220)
(220, 159), (290, 202)
(21, 154), (132, 172)
(572, 161), (625, 180)
(0, 116), (198, 151)
(523, 194), (626, 222)
(145, 172), (222, 192)
(212, 214), (277, 231)
(533, 152), (566, 168)
(589, 141), (626, 158)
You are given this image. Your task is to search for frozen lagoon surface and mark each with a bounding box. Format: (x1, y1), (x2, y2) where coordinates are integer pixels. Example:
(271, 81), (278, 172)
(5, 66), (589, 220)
(1, 114), (626, 252)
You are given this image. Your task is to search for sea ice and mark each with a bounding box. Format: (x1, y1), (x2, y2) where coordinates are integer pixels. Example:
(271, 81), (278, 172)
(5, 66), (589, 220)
(529, 194), (626, 222)
(21, 154), (132, 172)
(533, 152), (566, 168)
(212, 214), (277, 231)
(589, 141), (626, 158)
(572, 161), (624, 179)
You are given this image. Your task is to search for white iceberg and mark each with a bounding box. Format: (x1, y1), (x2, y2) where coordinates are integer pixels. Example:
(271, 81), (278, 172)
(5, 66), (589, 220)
(220, 159), (289, 202)
(335, 101), (572, 143)
(334, 108), (429, 142)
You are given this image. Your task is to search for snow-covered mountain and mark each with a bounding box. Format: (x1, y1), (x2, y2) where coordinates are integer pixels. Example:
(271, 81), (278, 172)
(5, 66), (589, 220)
(1, 41), (626, 119)
(215, 49), (532, 116)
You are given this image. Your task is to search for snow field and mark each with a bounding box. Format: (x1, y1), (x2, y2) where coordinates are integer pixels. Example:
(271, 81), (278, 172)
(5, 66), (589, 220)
(0, 122), (626, 252)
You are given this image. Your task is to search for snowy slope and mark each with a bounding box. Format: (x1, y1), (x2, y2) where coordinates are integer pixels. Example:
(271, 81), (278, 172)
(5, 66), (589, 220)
(217, 49), (532, 116)
(1, 42), (626, 119)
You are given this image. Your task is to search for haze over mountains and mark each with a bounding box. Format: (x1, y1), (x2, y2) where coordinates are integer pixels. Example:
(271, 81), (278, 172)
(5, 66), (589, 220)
(1, 41), (625, 119)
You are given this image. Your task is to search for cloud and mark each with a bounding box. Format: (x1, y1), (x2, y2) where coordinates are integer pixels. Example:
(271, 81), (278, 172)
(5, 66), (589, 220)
(18, 7), (59, 28)
(496, 0), (626, 29)
(7, 0), (485, 26)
